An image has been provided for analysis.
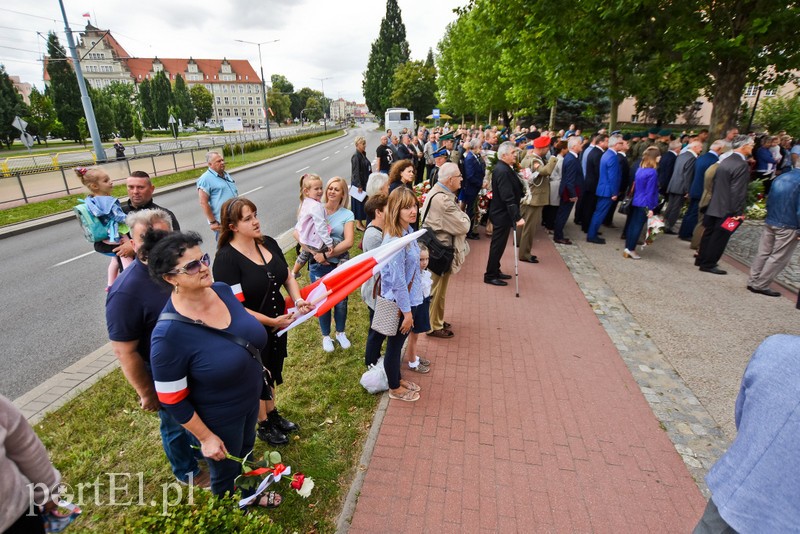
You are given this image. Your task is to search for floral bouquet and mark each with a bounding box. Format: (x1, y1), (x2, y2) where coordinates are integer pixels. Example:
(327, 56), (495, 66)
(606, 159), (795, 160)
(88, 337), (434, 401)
(477, 189), (492, 219)
(644, 213), (665, 245)
(414, 179), (431, 207)
(227, 450), (314, 509)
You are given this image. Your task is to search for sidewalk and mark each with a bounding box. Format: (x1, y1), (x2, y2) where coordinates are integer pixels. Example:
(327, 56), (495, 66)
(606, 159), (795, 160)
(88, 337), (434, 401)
(347, 231), (709, 532)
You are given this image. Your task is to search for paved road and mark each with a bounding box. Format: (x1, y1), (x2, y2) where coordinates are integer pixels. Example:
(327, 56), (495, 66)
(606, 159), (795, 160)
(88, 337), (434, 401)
(0, 122), (381, 399)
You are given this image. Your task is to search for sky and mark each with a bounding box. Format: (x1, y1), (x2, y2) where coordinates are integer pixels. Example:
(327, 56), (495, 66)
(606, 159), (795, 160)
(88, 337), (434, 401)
(1, 1), (462, 102)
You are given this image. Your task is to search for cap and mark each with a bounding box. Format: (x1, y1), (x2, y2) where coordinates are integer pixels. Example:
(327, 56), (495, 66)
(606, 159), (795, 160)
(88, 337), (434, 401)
(610, 130), (621, 136)
(439, 132), (455, 141)
(658, 129), (671, 137)
(433, 147), (449, 158)
(533, 136), (551, 149)
(525, 131), (540, 140)
(622, 133), (632, 141)
(648, 127), (659, 135)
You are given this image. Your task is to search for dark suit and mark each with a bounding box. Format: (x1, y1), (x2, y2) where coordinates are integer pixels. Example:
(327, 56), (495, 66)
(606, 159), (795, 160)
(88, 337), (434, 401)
(485, 160), (522, 280)
(680, 151), (718, 238)
(657, 150), (678, 195)
(588, 149), (621, 239)
(412, 139), (426, 183)
(461, 151), (485, 234)
(605, 152), (630, 226)
(555, 151), (583, 241)
(580, 147), (604, 232)
(697, 152), (750, 269)
(665, 151), (698, 232)
(397, 143), (414, 161)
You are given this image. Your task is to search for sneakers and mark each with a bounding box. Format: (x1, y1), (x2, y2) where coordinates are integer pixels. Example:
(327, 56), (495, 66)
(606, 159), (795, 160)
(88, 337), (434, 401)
(623, 248), (641, 260)
(335, 332), (351, 349)
(322, 336), (335, 352)
(257, 420), (289, 445)
(408, 362), (430, 374)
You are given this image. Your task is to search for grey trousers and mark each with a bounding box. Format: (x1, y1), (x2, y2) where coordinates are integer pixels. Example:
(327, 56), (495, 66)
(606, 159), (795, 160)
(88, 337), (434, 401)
(693, 498), (737, 534)
(747, 225), (799, 290)
(664, 193), (685, 230)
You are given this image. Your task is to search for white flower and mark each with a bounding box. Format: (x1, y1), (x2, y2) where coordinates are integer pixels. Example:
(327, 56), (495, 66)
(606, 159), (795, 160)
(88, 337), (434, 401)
(296, 477), (315, 498)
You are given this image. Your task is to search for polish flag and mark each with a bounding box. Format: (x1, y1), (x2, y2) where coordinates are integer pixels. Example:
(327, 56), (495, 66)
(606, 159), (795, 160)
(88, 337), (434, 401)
(82, 12), (91, 17)
(230, 283), (245, 302)
(278, 229), (426, 336)
(154, 377), (189, 405)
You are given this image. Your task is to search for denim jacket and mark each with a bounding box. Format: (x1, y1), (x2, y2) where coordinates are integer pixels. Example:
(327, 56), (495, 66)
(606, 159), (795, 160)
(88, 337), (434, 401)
(765, 169), (800, 229)
(379, 229), (421, 313)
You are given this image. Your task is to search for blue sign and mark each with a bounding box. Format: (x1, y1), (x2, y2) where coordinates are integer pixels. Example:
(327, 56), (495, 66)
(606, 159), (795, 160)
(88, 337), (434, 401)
(432, 108), (440, 119)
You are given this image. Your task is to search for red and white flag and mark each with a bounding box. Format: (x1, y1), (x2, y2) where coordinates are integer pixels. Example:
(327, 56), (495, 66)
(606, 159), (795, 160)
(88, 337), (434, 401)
(230, 283), (245, 302)
(82, 12), (91, 17)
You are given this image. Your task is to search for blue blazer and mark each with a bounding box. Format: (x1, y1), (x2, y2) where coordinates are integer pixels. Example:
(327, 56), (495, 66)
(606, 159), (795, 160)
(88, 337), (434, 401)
(596, 149), (621, 198)
(690, 151), (719, 199)
(560, 152), (583, 200)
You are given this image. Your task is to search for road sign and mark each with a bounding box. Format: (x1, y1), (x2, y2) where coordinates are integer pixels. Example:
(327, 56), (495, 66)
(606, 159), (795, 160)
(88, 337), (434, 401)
(12, 116), (28, 132)
(432, 109), (440, 120)
(168, 115), (176, 124)
(20, 132), (34, 149)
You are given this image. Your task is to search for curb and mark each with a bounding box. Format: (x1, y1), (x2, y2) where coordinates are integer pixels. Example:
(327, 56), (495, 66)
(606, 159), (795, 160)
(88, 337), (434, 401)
(0, 130), (347, 240)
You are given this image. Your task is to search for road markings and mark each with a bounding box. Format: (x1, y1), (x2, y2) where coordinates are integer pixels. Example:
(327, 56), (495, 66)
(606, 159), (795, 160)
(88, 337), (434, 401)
(51, 251), (94, 268)
(241, 186), (263, 196)
(295, 166), (310, 173)
(334, 150), (340, 154)
(321, 156), (329, 161)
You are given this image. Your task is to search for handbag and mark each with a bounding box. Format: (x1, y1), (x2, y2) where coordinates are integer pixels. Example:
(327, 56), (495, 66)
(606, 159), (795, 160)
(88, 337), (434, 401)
(419, 192), (455, 276)
(371, 296), (401, 336)
(360, 356), (389, 394)
(618, 182), (635, 215)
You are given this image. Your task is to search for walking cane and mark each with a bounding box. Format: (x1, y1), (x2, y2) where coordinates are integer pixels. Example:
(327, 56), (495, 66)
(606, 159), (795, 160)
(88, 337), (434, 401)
(512, 227), (520, 298)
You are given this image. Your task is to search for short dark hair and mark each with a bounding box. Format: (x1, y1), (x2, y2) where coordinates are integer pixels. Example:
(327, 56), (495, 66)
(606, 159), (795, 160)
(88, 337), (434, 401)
(129, 170), (151, 179)
(365, 193), (388, 219)
(147, 231), (203, 290)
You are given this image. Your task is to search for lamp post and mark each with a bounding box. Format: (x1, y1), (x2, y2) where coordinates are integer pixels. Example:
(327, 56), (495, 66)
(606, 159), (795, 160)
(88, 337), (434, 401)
(313, 76), (331, 131)
(235, 38), (279, 140)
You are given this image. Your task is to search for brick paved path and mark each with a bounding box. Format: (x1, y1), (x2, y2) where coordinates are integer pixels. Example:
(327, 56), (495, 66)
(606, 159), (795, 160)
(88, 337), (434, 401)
(347, 234), (706, 532)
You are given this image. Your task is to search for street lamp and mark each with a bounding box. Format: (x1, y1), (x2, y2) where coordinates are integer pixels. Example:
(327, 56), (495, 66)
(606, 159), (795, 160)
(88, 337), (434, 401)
(235, 38), (279, 140)
(313, 76), (331, 131)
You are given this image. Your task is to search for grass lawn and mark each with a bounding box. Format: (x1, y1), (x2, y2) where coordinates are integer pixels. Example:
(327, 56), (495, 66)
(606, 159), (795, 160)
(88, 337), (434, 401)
(35, 238), (379, 533)
(0, 131), (343, 228)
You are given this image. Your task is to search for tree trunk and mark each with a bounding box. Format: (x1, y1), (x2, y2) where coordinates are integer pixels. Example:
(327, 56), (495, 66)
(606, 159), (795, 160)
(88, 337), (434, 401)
(609, 97), (618, 132)
(709, 59), (749, 140)
(549, 99), (557, 130)
(489, 109), (493, 125)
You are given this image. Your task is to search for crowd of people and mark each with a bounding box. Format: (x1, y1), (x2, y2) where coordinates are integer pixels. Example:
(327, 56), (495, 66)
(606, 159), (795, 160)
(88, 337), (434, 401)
(51, 118), (800, 517)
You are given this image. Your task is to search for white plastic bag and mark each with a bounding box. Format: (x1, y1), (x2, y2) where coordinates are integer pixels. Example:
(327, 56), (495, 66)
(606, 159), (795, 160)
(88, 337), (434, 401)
(360, 356), (388, 394)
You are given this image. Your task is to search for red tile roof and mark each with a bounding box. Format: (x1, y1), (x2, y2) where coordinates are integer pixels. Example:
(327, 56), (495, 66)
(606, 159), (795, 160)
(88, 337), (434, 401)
(126, 57), (261, 84)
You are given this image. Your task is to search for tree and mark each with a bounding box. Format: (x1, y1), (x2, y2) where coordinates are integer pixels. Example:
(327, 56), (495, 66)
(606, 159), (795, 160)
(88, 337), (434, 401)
(391, 60), (437, 120)
(150, 70), (172, 128)
(0, 65), (26, 149)
(271, 74), (294, 94)
(362, 0), (410, 115)
(304, 96), (323, 122)
(77, 117), (89, 147)
(267, 87), (291, 123)
(172, 74), (195, 125)
(190, 84), (214, 123)
(137, 79), (154, 129)
(45, 32), (83, 142)
(104, 82), (135, 139)
(88, 86), (116, 140)
(26, 87), (56, 145)
(425, 48), (435, 69)
(756, 94), (800, 137)
(132, 114), (144, 143)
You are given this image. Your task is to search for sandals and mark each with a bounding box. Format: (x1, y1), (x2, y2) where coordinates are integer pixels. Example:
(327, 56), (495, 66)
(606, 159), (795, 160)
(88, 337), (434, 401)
(417, 356), (431, 366)
(255, 491), (282, 508)
(389, 388), (420, 402)
(400, 380), (420, 392)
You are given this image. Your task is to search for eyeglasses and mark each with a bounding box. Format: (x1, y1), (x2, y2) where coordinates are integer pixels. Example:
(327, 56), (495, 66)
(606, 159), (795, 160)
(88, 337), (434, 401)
(168, 253), (210, 275)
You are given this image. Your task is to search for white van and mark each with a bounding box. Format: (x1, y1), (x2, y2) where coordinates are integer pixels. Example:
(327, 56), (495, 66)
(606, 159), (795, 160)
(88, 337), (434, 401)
(384, 108), (415, 133)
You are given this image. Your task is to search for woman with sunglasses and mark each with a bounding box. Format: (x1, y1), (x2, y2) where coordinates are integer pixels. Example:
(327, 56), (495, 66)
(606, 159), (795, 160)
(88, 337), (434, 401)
(148, 231), (280, 507)
(213, 197), (313, 447)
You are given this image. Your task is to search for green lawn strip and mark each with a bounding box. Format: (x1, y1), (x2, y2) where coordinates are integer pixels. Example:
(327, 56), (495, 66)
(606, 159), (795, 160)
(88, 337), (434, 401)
(0, 130), (343, 227)
(35, 237), (378, 533)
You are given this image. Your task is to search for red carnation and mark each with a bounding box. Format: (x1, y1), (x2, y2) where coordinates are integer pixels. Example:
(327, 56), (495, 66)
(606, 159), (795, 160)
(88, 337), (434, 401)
(291, 473), (305, 490)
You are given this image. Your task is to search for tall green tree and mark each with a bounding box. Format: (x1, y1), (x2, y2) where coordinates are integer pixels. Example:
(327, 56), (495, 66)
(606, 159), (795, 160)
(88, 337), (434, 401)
(26, 86), (56, 145)
(391, 60), (437, 120)
(267, 87), (291, 123)
(88, 86), (116, 140)
(190, 84), (214, 123)
(362, 0), (410, 115)
(425, 48), (435, 69)
(45, 32), (83, 142)
(304, 96), (323, 122)
(137, 78), (154, 129)
(150, 70), (172, 128)
(756, 94), (800, 137)
(0, 65), (26, 148)
(172, 74), (195, 125)
(104, 82), (135, 139)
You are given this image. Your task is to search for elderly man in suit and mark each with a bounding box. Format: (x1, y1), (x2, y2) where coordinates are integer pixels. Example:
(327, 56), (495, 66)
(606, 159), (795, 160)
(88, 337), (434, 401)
(554, 136), (584, 245)
(657, 140), (682, 195)
(664, 140), (703, 235)
(579, 134), (608, 233)
(485, 142), (525, 286)
(696, 135), (755, 274)
(681, 140), (727, 241)
(587, 134), (624, 244)
(460, 140), (486, 240)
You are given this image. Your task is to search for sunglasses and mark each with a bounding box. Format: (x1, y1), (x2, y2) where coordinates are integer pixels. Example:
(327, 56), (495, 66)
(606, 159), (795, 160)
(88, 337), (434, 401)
(168, 253), (210, 275)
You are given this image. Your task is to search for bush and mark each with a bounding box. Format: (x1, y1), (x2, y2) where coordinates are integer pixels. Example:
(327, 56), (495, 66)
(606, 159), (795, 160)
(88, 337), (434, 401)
(222, 130), (333, 158)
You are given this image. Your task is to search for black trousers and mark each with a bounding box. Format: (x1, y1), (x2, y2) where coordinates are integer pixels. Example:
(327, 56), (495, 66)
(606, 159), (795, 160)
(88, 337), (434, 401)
(697, 214), (735, 269)
(485, 223), (511, 279)
(580, 191), (597, 233)
(542, 205), (558, 230)
(554, 201), (575, 241)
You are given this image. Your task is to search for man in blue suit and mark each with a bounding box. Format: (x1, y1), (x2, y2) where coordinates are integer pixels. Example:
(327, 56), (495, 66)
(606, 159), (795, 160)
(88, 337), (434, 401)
(460, 140), (486, 240)
(554, 136), (584, 244)
(587, 135), (624, 244)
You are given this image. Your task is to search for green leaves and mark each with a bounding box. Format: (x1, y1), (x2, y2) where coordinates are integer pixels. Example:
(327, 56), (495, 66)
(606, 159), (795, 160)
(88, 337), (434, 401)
(363, 0), (411, 115)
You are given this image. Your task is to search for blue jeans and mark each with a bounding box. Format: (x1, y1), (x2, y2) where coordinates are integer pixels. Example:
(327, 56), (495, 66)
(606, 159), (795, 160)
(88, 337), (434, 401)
(679, 198), (700, 239)
(625, 206), (649, 252)
(204, 404), (258, 496)
(158, 409), (201, 483)
(310, 262), (348, 336)
(588, 196), (614, 239)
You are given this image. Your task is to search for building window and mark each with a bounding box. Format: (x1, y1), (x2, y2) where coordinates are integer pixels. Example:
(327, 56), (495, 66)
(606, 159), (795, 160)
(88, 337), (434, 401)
(744, 84), (759, 97)
(222, 85), (227, 93)
(248, 96), (254, 105)
(249, 108), (254, 116)
(233, 108), (239, 116)
(239, 85), (244, 93)
(216, 97), (221, 105)
(255, 97), (260, 105)
(223, 97), (229, 104)
(765, 88), (777, 97)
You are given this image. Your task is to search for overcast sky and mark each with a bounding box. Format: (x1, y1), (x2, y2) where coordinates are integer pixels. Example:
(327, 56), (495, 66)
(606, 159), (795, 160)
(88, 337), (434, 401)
(2, 1), (462, 102)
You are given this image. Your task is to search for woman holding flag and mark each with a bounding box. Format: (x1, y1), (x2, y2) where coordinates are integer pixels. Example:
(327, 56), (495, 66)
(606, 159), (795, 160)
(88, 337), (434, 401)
(380, 187), (423, 402)
(213, 197), (313, 446)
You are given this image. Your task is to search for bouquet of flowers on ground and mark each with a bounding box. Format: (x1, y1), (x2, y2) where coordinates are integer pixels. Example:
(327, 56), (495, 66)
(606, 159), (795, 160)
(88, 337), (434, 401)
(227, 450), (315, 509)
(414, 179), (431, 207)
(644, 213), (665, 245)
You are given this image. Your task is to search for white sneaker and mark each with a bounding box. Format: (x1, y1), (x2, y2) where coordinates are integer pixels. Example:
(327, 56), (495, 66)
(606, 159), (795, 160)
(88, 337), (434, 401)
(335, 332), (351, 349)
(322, 336), (335, 352)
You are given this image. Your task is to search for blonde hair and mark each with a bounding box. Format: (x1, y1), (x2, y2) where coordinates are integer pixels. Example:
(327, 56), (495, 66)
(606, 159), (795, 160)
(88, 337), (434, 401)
(325, 176), (350, 210)
(75, 166), (107, 188)
(384, 187), (417, 237)
(299, 173), (323, 203)
(640, 147), (660, 169)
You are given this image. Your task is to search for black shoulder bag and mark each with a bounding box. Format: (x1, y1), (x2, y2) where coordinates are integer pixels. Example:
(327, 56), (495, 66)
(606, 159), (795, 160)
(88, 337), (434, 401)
(418, 192), (456, 276)
(158, 312), (273, 398)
